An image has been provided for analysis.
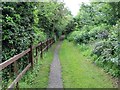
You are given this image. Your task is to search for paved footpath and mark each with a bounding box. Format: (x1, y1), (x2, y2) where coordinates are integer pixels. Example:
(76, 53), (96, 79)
(48, 42), (63, 88)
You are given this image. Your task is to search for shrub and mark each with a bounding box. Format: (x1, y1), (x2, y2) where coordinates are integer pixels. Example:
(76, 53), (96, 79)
(89, 24), (110, 40)
(92, 22), (119, 77)
(68, 24), (110, 44)
(68, 21), (119, 77)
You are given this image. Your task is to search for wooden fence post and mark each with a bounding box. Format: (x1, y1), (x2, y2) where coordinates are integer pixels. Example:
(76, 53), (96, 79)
(29, 45), (33, 68)
(40, 41), (43, 59)
(53, 38), (54, 44)
(53, 37), (55, 43)
(14, 61), (19, 89)
(52, 38), (53, 44)
(50, 38), (52, 47)
(48, 39), (49, 50)
(46, 39), (48, 51)
(36, 47), (38, 62)
(36, 47), (37, 56)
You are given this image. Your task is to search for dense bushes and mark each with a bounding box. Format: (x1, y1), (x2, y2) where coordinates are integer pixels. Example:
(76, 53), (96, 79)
(68, 24), (110, 44)
(2, 1), (72, 88)
(2, 2), (36, 88)
(68, 24), (119, 77)
(92, 22), (119, 77)
(67, 2), (120, 77)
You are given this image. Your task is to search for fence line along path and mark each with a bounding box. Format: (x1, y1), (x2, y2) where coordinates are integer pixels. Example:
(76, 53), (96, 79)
(0, 37), (55, 90)
(48, 41), (63, 88)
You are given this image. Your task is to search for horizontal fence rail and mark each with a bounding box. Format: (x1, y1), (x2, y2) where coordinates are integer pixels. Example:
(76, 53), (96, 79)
(8, 63), (31, 89)
(0, 48), (30, 71)
(0, 37), (55, 89)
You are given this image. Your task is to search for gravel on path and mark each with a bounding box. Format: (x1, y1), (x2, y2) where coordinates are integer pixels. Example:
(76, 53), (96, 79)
(48, 42), (63, 88)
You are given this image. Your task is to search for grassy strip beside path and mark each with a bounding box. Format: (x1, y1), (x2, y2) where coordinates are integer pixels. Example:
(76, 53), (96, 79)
(19, 43), (56, 88)
(59, 40), (115, 88)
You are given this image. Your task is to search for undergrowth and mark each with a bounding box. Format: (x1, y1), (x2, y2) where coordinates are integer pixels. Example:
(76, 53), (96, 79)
(19, 43), (56, 88)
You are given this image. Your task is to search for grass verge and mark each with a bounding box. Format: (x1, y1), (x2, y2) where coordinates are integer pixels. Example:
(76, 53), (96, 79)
(59, 40), (116, 88)
(19, 43), (56, 88)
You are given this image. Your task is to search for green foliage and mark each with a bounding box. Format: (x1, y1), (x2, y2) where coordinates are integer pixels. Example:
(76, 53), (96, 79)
(68, 24), (110, 44)
(92, 21), (119, 77)
(36, 2), (72, 38)
(2, 2), (36, 88)
(59, 41), (115, 88)
(67, 2), (119, 77)
(67, 31), (81, 42)
(2, 1), (71, 89)
(19, 44), (55, 88)
(68, 30), (90, 44)
(89, 24), (110, 40)
(33, 26), (46, 44)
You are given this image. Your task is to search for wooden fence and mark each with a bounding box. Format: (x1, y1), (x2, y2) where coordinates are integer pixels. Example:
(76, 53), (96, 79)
(0, 37), (55, 89)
